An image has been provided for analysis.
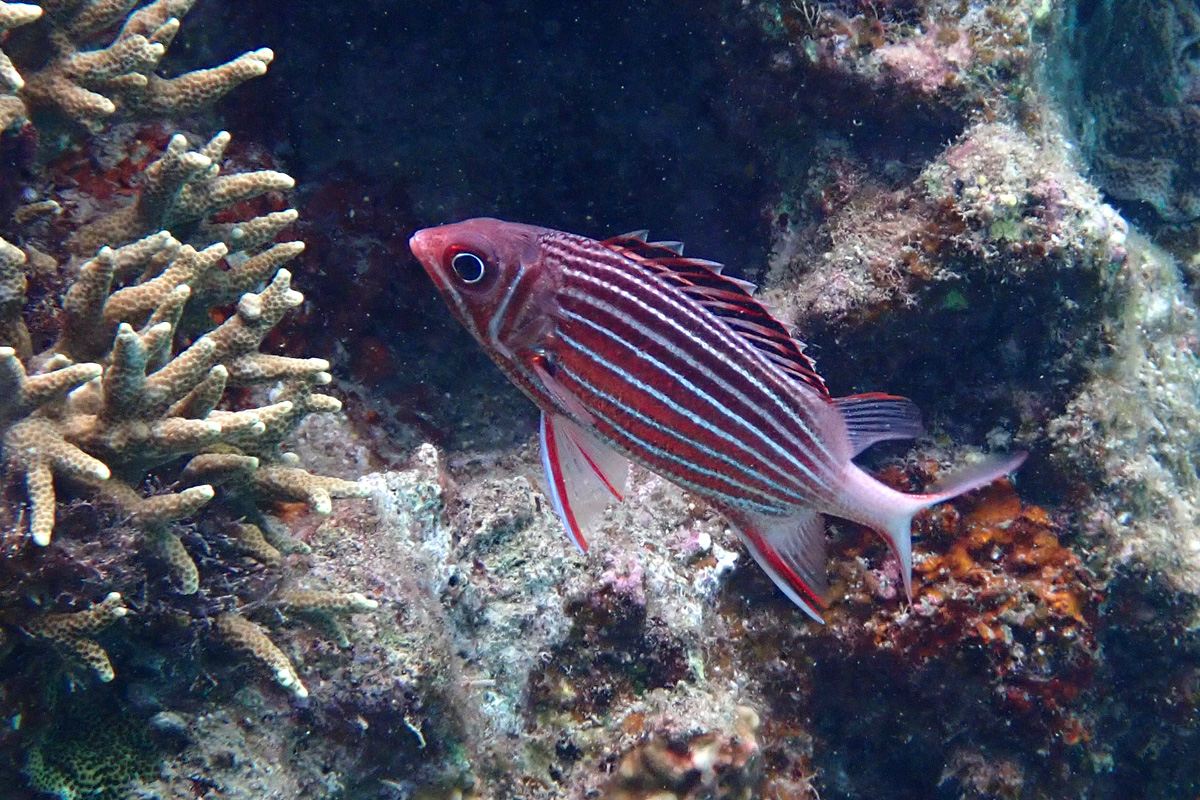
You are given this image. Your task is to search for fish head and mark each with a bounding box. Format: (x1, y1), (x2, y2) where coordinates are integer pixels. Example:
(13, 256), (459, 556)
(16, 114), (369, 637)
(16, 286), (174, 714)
(409, 218), (555, 349)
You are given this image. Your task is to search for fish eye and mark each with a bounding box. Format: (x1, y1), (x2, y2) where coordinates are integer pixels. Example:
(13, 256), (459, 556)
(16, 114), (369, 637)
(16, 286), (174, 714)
(450, 251), (487, 284)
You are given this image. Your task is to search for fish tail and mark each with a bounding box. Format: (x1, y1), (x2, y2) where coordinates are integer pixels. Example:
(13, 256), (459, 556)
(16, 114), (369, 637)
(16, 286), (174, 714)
(849, 452), (1027, 600)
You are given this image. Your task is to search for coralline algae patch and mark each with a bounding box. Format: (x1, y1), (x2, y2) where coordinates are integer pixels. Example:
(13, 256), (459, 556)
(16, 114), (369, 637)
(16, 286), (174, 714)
(851, 471), (1098, 732)
(724, 457), (1102, 798)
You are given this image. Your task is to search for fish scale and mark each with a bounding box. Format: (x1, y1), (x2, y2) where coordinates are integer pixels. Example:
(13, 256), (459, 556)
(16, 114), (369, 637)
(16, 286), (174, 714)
(555, 292), (820, 510)
(552, 243), (840, 502)
(410, 218), (1025, 622)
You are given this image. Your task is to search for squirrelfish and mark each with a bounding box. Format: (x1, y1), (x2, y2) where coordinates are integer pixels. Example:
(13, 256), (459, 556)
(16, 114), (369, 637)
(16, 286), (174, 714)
(409, 218), (1023, 621)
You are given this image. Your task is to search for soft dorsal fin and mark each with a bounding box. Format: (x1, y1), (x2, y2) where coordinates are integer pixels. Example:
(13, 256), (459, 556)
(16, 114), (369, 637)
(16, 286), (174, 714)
(602, 234), (829, 397)
(833, 393), (925, 456)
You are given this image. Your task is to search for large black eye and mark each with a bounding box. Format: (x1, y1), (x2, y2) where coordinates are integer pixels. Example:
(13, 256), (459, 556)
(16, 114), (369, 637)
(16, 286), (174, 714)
(451, 251), (486, 284)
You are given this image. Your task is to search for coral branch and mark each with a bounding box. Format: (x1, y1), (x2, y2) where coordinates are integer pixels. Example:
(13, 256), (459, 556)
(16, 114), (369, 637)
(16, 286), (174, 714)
(26, 592), (128, 681)
(0, 1), (42, 129)
(250, 464), (369, 514)
(215, 612), (307, 699)
(12, 1), (272, 131)
(70, 132), (294, 255)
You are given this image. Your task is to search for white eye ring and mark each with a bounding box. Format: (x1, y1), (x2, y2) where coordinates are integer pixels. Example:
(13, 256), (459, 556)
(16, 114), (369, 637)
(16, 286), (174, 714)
(451, 252), (486, 284)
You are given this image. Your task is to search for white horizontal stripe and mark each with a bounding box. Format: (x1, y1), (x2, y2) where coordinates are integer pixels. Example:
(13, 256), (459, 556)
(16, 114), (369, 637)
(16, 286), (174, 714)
(557, 353), (786, 514)
(556, 253), (837, 469)
(559, 273), (836, 498)
(559, 316), (811, 504)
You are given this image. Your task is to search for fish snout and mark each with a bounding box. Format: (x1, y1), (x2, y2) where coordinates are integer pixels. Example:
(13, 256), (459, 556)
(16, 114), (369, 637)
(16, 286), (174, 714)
(408, 227), (442, 270)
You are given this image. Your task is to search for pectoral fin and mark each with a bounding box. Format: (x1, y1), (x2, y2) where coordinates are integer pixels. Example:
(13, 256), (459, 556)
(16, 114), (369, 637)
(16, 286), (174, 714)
(540, 412), (629, 553)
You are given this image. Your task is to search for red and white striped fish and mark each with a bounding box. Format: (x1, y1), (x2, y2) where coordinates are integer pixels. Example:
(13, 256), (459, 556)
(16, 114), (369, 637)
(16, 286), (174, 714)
(409, 218), (1024, 622)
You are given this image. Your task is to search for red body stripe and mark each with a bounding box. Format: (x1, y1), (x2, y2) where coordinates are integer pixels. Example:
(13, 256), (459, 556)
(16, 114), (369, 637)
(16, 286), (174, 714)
(537, 235), (843, 514)
(555, 321), (796, 507)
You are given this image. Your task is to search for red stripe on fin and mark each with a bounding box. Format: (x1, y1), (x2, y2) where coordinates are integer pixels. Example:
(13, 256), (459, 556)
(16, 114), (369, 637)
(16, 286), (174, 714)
(601, 233), (828, 398)
(834, 393), (925, 456)
(722, 505), (829, 623)
(539, 412), (630, 554)
(530, 352), (596, 425)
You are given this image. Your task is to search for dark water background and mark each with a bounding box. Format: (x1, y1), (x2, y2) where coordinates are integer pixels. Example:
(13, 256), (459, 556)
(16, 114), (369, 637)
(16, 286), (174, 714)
(187, 0), (782, 268)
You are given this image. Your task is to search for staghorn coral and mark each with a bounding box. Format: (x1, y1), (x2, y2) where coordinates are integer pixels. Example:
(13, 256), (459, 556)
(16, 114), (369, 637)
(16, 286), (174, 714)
(2, 131), (365, 542)
(1, 243), (341, 554)
(0, 236), (31, 354)
(0, 126), (375, 766)
(249, 460), (366, 514)
(68, 129), (296, 257)
(1, 350), (110, 545)
(225, 519), (280, 565)
(1, 0), (272, 132)
(0, 1), (40, 130)
(216, 589), (378, 695)
(215, 611), (308, 699)
(24, 590), (126, 681)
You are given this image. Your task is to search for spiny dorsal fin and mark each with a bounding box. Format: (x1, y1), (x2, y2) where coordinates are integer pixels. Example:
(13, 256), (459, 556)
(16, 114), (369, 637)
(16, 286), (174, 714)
(602, 234), (829, 398)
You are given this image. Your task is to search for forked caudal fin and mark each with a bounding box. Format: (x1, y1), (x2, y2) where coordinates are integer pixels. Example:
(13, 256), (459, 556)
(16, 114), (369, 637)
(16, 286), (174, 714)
(722, 451), (1026, 624)
(850, 450), (1029, 602)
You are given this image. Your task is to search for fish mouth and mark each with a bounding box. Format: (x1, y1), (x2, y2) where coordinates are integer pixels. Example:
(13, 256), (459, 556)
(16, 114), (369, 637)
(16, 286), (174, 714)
(408, 227), (440, 270)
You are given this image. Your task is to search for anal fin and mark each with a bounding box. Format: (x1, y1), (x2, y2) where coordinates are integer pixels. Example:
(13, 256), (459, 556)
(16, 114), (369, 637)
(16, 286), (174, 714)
(722, 505), (829, 623)
(540, 412), (629, 554)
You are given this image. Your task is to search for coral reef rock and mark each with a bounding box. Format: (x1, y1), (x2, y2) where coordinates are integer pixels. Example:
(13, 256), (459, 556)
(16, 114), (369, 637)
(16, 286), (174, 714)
(1051, 0), (1200, 227)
